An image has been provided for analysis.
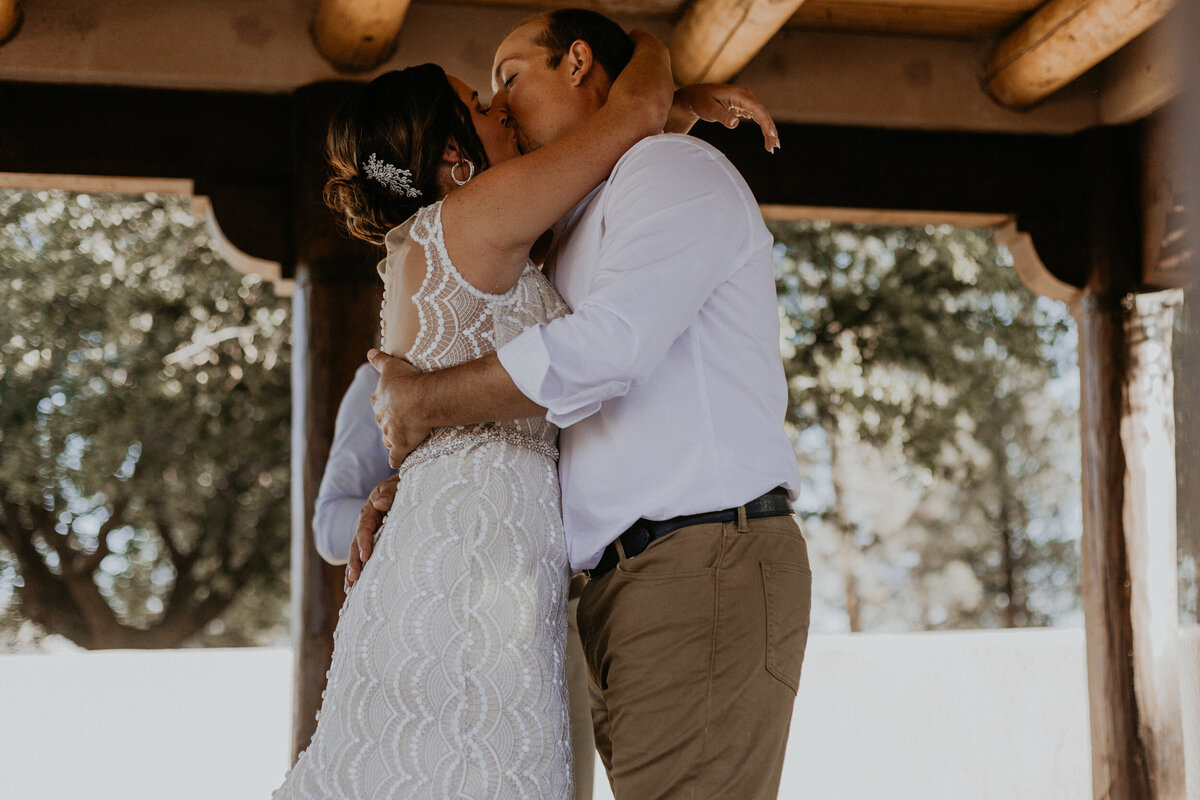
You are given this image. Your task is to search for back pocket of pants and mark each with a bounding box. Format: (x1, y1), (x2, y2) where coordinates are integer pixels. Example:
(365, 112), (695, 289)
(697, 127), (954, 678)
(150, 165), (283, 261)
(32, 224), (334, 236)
(761, 561), (812, 693)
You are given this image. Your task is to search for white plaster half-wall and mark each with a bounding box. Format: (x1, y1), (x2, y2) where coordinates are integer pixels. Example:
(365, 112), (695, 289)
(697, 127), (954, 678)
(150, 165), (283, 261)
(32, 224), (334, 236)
(2, 627), (1196, 799)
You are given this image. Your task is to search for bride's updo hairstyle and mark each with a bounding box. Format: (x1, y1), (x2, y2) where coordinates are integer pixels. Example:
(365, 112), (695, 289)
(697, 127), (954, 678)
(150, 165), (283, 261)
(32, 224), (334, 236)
(325, 64), (490, 246)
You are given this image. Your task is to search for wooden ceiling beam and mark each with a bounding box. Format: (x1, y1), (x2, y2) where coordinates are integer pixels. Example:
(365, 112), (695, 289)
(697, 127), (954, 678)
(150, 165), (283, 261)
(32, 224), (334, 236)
(312, 0), (413, 73)
(670, 0), (810, 84)
(983, 0), (1177, 109)
(790, 0), (1041, 39)
(0, 0), (21, 44)
(443, 0), (1048, 38)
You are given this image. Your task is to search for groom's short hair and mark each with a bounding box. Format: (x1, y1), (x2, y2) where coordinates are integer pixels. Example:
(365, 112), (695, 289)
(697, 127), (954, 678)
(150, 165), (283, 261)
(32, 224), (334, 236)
(531, 9), (634, 84)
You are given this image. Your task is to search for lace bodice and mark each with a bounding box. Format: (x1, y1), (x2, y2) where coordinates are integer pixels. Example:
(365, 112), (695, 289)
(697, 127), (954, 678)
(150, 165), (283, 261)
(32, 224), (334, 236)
(379, 200), (570, 469)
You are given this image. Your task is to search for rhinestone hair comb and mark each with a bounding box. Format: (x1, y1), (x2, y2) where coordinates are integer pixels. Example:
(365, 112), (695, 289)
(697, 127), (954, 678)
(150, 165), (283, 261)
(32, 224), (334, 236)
(362, 152), (421, 198)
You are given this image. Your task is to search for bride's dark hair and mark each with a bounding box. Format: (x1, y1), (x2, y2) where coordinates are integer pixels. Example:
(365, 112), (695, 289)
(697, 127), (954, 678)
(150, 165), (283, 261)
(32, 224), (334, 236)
(325, 64), (490, 246)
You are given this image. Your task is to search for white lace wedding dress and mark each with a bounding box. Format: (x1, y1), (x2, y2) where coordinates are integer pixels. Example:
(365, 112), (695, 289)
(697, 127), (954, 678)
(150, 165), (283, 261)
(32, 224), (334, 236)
(273, 199), (574, 800)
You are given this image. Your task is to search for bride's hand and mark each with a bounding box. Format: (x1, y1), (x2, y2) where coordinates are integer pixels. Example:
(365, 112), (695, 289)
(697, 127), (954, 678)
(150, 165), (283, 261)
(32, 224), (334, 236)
(666, 84), (780, 152)
(607, 28), (675, 134)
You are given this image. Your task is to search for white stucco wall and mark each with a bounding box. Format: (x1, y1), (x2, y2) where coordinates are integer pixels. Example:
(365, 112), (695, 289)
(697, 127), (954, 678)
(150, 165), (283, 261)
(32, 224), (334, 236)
(1, 627), (1195, 800)
(1182, 625), (1200, 800)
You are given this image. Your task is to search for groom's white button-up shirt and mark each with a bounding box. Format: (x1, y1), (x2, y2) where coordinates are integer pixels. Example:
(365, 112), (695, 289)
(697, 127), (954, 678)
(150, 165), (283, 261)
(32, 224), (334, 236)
(497, 134), (800, 571)
(312, 363), (393, 564)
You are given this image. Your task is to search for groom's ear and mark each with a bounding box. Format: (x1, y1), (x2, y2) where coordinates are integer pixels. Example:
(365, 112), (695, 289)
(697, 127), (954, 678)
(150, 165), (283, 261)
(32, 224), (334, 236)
(565, 39), (596, 88)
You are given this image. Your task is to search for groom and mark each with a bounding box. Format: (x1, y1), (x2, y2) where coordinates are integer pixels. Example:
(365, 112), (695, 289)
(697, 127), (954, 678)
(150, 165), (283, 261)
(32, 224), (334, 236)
(368, 10), (812, 799)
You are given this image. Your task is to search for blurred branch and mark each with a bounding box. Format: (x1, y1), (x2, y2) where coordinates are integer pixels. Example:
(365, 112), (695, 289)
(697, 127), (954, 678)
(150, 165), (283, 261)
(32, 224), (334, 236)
(27, 501), (74, 568)
(153, 510), (185, 567)
(74, 496), (130, 577)
(2, 190), (293, 648)
(0, 498), (92, 644)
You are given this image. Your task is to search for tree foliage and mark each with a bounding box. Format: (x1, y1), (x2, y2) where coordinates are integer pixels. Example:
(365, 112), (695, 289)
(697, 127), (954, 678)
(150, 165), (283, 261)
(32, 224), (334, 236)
(0, 190), (291, 649)
(770, 221), (1080, 631)
(0, 188), (1087, 644)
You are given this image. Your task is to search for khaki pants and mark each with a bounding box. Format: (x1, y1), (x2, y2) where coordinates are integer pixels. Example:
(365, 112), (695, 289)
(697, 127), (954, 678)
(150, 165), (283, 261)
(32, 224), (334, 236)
(578, 512), (811, 800)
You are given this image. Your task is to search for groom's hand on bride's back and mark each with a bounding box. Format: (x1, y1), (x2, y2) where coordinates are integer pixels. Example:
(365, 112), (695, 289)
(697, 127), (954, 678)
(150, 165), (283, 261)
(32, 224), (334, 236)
(368, 348), (431, 469)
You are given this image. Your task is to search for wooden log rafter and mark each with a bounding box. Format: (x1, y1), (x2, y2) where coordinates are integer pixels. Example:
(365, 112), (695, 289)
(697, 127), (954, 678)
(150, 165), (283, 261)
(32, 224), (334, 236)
(0, 0), (21, 44)
(983, 0), (1178, 109)
(670, 0), (810, 84)
(791, 0), (1043, 38)
(312, 0), (413, 73)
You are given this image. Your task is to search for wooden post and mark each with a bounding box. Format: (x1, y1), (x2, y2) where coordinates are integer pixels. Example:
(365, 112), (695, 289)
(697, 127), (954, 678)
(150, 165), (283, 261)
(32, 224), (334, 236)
(1075, 126), (1186, 800)
(290, 275), (382, 759)
(1121, 290), (1187, 799)
(1183, 0), (1200, 235)
(983, 0), (1177, 109)
(288, 81), (383, 760)
(312, 0), (412, 73)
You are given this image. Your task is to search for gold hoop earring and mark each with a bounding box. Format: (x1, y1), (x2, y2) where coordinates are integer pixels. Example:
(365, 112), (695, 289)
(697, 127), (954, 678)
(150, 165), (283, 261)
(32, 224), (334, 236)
(451, 160), (475, 186)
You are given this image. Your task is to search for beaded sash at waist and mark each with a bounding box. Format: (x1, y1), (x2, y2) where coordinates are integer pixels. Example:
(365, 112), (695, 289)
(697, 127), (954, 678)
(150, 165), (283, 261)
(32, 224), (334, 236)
(399, 423), (558, 474)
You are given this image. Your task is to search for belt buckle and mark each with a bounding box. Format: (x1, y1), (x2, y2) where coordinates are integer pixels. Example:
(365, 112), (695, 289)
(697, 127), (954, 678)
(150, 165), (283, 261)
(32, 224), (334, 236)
(623, 522), (653, 559)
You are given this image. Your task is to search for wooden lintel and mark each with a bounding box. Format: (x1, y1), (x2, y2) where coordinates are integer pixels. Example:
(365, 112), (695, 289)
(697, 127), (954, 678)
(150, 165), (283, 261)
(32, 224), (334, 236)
(0, 172), (194, 197)
(984, 0), (1177, 110)
(994, 221), (1083, 305)
(312, 0), (413, 73)
(670, 0), (810, 84)
(760, 203), (1012, 229)
(0, 1), (19, 45)
(0, 78), (1102, 288)
(194, 197), (292, 297)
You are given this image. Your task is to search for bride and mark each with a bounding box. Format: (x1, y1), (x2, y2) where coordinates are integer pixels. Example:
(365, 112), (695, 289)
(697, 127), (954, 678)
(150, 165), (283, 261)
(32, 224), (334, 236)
(272, 27), (775, 800)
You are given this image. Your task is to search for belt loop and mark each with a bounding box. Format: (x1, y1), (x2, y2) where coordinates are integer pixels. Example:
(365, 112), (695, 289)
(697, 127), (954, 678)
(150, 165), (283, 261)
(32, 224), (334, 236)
(736, 505), (749, 533)
(614, 538), (628, 561)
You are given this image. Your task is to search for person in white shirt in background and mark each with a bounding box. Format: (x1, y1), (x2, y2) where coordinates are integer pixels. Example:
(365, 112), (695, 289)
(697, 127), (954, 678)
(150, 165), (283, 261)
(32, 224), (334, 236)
(312, 361), (596, 800)
(367, 10), (813, 799)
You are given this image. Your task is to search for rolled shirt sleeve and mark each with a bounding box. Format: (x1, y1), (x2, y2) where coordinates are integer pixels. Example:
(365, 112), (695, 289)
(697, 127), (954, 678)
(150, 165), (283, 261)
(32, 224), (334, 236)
(314, 497), (370, 565)
(497, 137), (756, 427)
(312, 363), (395, 565)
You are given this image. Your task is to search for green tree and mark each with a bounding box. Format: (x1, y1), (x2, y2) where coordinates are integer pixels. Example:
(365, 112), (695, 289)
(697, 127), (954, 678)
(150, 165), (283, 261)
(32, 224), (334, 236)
(769, 220), (1080, 631)
(0, 190), (291, 649)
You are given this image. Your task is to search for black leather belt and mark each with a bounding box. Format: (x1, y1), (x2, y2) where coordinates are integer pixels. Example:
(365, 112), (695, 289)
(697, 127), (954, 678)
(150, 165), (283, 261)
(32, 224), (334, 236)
(585, 487), (792, 579)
